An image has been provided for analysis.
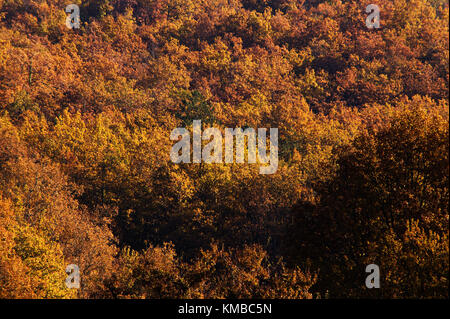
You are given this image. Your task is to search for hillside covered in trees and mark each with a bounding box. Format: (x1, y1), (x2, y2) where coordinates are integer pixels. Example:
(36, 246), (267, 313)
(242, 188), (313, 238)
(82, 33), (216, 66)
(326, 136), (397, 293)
(0, 0), (448, 298)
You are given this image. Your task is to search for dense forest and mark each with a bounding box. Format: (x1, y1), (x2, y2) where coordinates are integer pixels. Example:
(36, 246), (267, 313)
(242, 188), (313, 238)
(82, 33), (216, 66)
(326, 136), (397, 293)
(0, 0), (448, 298)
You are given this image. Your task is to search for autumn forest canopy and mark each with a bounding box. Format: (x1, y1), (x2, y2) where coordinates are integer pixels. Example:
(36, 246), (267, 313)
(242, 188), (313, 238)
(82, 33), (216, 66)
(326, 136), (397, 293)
(0, 0), (448, 299)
